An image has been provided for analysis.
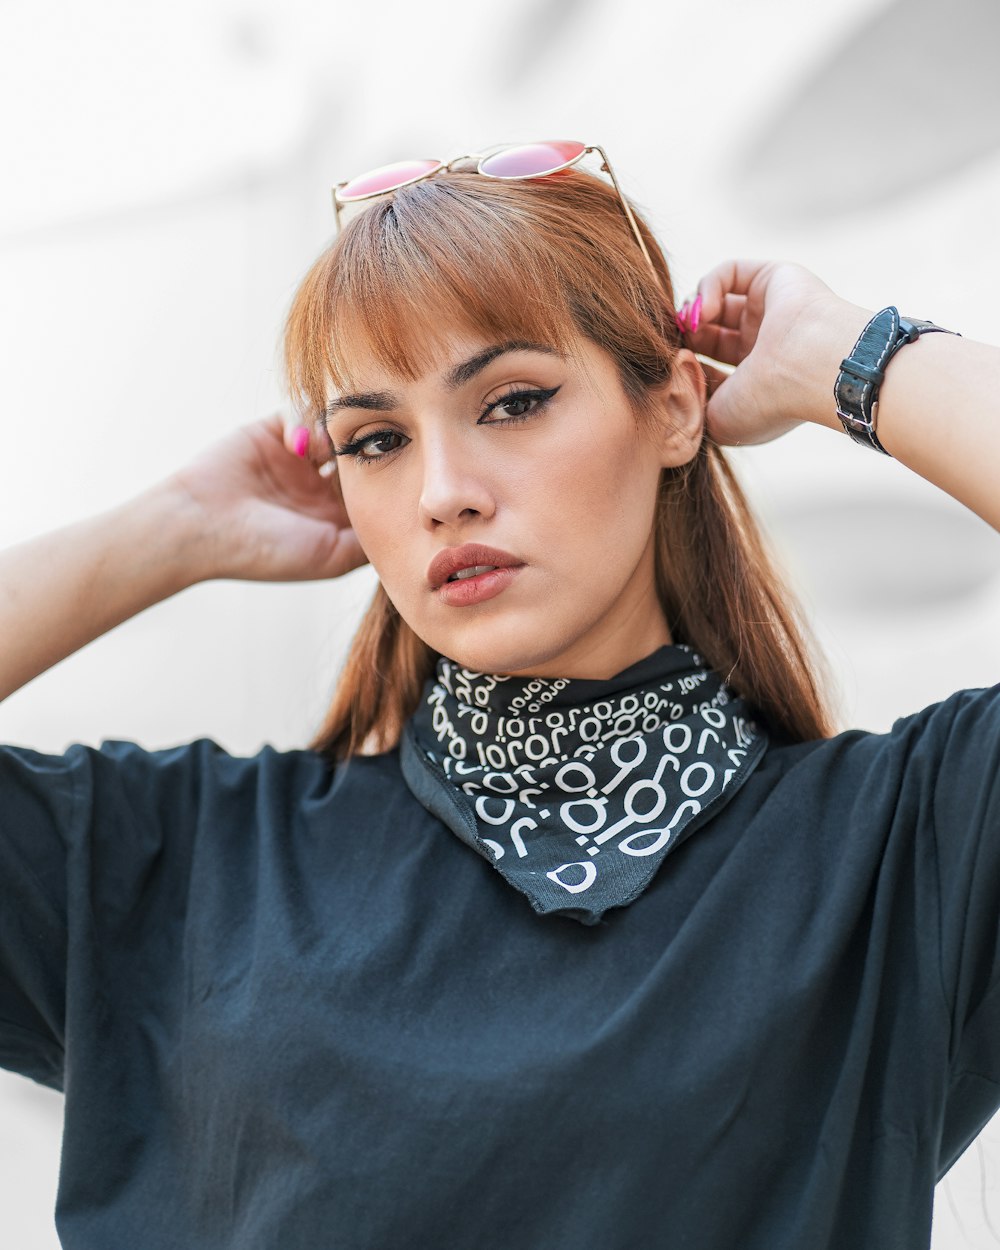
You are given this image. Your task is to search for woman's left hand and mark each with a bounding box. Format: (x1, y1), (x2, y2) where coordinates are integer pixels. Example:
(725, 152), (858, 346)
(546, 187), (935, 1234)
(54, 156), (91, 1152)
(682, 258), (1000, 533)
(679, 259), (863, 448)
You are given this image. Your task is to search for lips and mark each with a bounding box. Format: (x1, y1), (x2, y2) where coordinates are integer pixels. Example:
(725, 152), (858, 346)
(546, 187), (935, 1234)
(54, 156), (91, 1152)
(427, 543), (524, 590)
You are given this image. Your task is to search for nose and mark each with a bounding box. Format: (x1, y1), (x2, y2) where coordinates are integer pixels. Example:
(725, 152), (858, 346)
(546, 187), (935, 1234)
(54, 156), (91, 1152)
(418, 434), (497, 530)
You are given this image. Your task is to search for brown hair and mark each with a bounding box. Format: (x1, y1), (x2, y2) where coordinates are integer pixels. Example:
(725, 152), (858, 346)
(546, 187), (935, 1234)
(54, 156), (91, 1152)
(282, 167), (840, 762)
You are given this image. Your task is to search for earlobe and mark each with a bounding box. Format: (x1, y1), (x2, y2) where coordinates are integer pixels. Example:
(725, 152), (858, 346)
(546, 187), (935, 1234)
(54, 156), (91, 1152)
(652, 349), (706, 467)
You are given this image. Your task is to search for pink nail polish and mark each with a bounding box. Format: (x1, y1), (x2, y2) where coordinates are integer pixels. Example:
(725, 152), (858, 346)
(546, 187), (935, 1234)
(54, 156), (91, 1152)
(293, 426), (309, 457)
(674, 310), (687, 334)
(690, 294), (702, 334)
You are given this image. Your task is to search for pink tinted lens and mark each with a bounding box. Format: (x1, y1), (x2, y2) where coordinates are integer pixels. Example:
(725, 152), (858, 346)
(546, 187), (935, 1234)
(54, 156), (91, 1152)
(479, 140), (587, 179)
(337, 159), (443, 202)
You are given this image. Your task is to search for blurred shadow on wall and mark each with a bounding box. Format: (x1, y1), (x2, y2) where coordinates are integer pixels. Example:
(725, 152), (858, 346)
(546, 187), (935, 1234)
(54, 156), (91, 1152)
(0, 92), (344, 251)
(497, 0), (599, 81)
(728, 0), (1000, 221)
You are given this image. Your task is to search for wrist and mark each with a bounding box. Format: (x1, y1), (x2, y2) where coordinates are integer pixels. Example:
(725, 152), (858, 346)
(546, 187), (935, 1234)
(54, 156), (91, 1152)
(128, 477), (221, 590)
(778, 296), (874, 435)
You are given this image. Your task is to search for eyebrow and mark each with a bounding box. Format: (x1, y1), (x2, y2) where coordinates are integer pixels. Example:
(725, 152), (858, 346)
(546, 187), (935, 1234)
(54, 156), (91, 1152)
(323, 340), (564, 421)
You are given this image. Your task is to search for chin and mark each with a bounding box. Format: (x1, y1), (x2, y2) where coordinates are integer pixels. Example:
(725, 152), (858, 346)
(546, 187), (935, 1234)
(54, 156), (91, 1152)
(418, 621), (585, 680)
(430, 639), (553, 678)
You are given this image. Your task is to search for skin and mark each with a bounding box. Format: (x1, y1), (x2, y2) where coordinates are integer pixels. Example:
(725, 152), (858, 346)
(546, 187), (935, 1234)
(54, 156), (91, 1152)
(323, 329), (706, 680)
(3, 259), (995, 708)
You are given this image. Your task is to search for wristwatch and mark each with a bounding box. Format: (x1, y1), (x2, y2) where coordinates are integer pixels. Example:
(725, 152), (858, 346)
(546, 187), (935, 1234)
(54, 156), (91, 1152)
(834, 306), (959, 455)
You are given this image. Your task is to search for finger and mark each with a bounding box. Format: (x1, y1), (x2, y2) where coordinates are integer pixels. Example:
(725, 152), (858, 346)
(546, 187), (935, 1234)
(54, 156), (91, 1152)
(685, 294), (746, 350)
(696, 258), (770, 309)
(718, 292), (747, 331)
(278, 413), (341, 478)
(308, 516), (368, 579)
(687, 324), (747, 368)
(280, 414), (314, 459)
(697, 359), (734, 401)
(684, 258), (773, 342)
(306, 412), (339, 474)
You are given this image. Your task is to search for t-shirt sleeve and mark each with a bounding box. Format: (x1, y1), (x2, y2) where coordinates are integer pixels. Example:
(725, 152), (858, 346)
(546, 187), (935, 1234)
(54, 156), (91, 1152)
(0, 739), (217, 1092)
(893, 683), (1000, 1170)
(0, 744), (78, 1088)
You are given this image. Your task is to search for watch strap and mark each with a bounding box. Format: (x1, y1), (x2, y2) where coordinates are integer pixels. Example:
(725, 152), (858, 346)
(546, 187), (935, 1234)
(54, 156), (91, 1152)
(834, 306), (957, 455)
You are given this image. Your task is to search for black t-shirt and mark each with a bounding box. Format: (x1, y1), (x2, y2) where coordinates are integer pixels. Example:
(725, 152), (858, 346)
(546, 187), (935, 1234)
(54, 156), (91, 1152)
(2, 683), (1000, 1249)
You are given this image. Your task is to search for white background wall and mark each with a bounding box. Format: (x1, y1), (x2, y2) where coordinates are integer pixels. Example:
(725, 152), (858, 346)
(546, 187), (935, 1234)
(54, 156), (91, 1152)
(1, 0), (999, 1245)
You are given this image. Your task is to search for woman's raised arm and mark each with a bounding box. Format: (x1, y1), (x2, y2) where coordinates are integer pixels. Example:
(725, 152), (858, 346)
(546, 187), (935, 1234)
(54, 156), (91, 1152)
(686, 260), (1000, 534)
(0, 413), (366, 703)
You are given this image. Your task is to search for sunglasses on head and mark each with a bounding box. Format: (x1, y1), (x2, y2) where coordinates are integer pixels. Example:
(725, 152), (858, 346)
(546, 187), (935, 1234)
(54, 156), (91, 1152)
(332, 139), (657, 281)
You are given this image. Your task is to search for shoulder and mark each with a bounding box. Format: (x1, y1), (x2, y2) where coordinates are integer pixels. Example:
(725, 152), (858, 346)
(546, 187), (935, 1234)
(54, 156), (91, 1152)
(739, 682), (1000, 852)
(761, 681), (1000, 778)
(0, 735), (413, 847)
(78, 736), (410, 811)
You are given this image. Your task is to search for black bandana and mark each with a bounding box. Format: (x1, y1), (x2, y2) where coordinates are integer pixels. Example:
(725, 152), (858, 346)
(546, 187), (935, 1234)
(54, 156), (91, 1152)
(400, 644), (769, 925)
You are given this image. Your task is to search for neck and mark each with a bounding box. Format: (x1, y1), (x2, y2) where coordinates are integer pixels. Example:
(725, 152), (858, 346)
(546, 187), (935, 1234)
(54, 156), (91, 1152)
(506, 557), (672, 681)
(502, 614), (672, 683)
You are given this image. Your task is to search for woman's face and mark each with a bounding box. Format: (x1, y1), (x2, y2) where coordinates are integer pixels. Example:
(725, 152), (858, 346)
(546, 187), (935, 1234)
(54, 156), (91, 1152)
(324, 328), (704, 679)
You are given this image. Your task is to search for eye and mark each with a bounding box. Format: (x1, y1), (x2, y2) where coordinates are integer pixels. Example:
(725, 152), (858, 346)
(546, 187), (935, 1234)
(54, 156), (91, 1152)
(481, 385), (560, 425)
(333, 429), (408, 465)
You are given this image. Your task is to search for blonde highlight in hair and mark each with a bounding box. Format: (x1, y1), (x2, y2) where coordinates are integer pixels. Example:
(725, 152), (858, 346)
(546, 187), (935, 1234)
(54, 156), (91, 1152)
(283, 166), (839, 762)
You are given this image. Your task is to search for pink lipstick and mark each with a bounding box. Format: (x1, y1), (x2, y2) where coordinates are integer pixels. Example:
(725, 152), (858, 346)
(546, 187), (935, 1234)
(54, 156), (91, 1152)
(427, 543), (525, 608)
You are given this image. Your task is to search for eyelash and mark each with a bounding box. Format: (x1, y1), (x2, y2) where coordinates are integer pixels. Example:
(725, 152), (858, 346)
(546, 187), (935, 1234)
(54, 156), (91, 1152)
(333, 386), (561, 466)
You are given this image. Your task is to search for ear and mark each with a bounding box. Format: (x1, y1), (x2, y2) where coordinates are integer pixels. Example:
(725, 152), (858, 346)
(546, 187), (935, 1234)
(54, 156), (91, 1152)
(647, 349), (706, 467)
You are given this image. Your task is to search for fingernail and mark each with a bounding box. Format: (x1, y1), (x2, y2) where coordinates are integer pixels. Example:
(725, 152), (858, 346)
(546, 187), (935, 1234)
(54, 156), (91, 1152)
(293, 426), (310, 457)
(674, 309), (688, 334)
(690, 294), (702, 334)
(676, 302), (690, 332)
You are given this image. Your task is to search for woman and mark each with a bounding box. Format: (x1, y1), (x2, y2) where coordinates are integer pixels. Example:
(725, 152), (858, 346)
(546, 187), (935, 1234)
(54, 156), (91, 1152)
(1, 143), (998, 1249)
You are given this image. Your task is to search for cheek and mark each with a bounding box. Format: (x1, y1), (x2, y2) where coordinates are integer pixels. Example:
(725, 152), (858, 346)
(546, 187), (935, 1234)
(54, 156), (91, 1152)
(547, 429), (651, 532)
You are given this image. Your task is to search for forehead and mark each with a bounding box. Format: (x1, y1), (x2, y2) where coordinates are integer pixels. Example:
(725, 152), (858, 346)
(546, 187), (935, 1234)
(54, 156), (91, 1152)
(329, 325), (491, 390)
(325, 323), (598, 401)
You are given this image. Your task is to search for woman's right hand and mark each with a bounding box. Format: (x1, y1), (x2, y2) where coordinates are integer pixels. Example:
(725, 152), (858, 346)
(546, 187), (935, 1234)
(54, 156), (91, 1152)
(168, 412), (368, 584)
(0, 411), (367, 704)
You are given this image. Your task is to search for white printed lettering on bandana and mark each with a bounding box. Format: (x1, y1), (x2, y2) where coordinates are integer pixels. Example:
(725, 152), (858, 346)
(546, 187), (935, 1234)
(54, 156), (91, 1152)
(407, 646), (768, 924)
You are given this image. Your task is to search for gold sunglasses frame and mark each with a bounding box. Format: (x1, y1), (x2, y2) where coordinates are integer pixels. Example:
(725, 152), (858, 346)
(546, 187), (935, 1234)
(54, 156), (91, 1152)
(331, 142), (657, 280)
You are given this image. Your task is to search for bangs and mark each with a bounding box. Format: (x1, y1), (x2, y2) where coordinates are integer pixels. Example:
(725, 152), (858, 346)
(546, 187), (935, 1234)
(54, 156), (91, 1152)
(336, 179), (584, 386)
(283, 170), (677, 428)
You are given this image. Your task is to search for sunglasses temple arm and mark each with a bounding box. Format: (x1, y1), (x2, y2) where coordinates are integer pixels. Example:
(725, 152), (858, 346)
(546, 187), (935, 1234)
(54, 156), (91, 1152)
(590, 146), (658, 282)
(332, 189), (344, 235)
